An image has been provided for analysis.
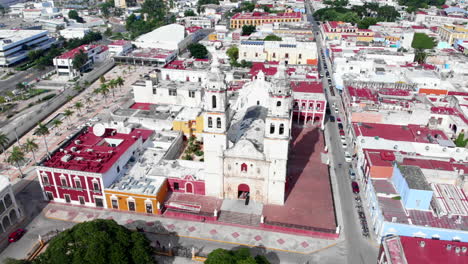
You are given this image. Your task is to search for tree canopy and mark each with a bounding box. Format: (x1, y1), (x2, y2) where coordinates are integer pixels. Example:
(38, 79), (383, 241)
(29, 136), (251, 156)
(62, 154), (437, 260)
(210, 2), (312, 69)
(226, 45), (239, 63)
(72, 50), (88, 70)
(205, 248), (270, 264)
(188, 43), (208, 59)
(314, 4), (400, 29)
(411, 33), (437, 49)
(184, 9), (196, 16)
(398, 0), (445, 12)
(264, 34), (282, 41)
(242, 25), (256, 36)
(68, 10), (84, 23)
(454, 133), (468, 148)
(33, 219), (155, 264)
(125, 0), (169, 39)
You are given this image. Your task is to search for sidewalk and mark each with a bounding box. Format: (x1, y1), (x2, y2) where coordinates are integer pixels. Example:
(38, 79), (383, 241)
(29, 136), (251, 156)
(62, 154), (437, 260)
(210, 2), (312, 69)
(44, 203), (339, 255)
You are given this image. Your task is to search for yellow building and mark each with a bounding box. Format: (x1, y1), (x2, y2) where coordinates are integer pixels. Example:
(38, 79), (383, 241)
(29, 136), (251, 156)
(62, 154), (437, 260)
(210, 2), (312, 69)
(208, 33), (217, 41)
(357, 30), (375, 42)
(438, 24), (468, 45)
(105, 176), (168, 215)
(230, 12), (302, 29)
(172, 108), (204, 139)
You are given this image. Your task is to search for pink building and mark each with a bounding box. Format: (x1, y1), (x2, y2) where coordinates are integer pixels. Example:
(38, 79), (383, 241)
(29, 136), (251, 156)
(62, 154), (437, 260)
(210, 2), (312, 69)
(36, 127), (153, 207)
(291, 81), (327, 128)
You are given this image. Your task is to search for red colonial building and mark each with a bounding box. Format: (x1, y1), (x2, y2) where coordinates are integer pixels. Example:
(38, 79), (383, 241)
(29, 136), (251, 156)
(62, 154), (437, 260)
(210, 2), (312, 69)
(291, 81), (327, 128)
(36, 126), (153, 208)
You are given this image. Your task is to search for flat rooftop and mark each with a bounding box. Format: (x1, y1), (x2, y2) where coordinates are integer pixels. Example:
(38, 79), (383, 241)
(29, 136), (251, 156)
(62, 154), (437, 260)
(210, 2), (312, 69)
(398, 165), (432, 191)
(231, 12), (302, 20)
(0, 30), (48, 44)
(122, 48), (176, 60)
(383, 235), (468, 264)
(175, 107), (202, 121)
(376, 182), (468, 231)
(42, 127), (153, 174)
(163, 59), (210, 70)
(148, 160), (205, 181)
(353, 122), (450, 144)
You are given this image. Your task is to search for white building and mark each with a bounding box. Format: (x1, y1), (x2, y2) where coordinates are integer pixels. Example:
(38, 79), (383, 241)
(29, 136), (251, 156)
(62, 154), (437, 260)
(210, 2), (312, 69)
(0, 176), (21, 234)
(59, 28), (90, 40)
(53, 44), (108, 79)
(0, 30), (57, 66)
(108, 40), (132, 56)
(133, 24), (186, 51)
(239, 38), (317, 65)
(203, 60), (292, 205)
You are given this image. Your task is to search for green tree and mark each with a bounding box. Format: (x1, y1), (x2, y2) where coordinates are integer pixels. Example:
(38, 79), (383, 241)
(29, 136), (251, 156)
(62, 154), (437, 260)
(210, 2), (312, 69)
(51, 119), (63, 131)
(74, 101), (83, 114)
(188, 43), (208, 59)
(99, 75), (106, 84)
(411, 33), (437, 49)
(104, 27), (113, 37)
(141, 0), (167, 21)
(99, 83), (110, 102)
(34, 219), (155, 264)
(100, 1), (113, 18)
(263, 34), (282, 41)
(108, 79), (117, 97)
(184, 9), (196, 16)
(63, 109), (74, 126)
(0, 132), (9, 157)
(358, 17), (378, 29)
(23, 138), (38, 164)
(205, 248), (270, 264)
(414, 49), (428, 64)
(241, 25), (256, 36)
(4, 257), (31, 264)
(68, 10), (84, 23)
(7, 146), (25, 177)
(115, 76), (124, 90)
(226, 45), (239, 64)
(454, 133), (468, 147)
(72, 50), (88, 71)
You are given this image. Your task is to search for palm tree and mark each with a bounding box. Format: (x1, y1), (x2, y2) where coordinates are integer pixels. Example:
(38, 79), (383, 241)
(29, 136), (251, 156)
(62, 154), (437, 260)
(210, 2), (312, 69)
(23, 138), (39, 164)
(73, 83), (82, 93)
(51, 119), (63, 131)
(7, 146), (25, 177)
(99, 75), (106, 84)
(0, 132), (9, 159)
(35, 122), (50, 157)
(116, 76), (124, 90)
(108, 79), (117, 97)
(99, 83), (110, 103)
(74, 101), (83, 115)
(63, 109), (74, 126)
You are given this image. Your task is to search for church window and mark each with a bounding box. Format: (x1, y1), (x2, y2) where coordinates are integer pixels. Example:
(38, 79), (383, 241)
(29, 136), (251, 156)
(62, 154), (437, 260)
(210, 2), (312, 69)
(285, 53), (289, 59)
(186, 76), (190, 81)
(208, 117), (213, 128)
(299, 54), (302, 59)
(279, 124), (285, 135)
(216, 117), (221, 128)
(241, 163), (248, 172)
(270, 124), (275, 134)
(189, 90), (195, 98)
(273, 53), (276, 58)
(174, 182), (179, 190)
(212, 95), (217, 109)
(277, 101), (281, 107)
(169, 89), (177, 96)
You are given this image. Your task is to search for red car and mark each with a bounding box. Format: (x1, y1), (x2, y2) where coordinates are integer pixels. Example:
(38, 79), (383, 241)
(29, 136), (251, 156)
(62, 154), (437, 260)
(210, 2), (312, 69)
(352, 182), (360, 194)
(8, 229), (26, 243)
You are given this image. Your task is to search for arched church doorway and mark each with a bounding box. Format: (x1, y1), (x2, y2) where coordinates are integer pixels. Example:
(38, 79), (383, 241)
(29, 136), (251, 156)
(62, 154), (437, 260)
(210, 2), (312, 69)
(238, 184), (250, 199)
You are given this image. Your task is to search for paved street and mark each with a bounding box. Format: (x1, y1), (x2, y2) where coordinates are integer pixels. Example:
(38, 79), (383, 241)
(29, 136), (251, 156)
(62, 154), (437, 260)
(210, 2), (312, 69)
(305, 1), (379, 263)
(0, 67), (52, 93)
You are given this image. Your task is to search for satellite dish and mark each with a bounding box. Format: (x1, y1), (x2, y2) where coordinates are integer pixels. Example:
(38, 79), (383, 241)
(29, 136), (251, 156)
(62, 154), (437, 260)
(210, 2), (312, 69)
(93, 123), (105, 137)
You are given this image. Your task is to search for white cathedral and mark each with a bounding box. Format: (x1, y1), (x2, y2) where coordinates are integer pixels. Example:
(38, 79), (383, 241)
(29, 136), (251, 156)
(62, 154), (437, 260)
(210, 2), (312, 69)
(202, 58), (292, 205)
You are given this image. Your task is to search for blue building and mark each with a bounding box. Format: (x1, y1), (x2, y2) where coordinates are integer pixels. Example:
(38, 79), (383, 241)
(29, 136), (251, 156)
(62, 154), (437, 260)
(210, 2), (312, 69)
(365, 164), (468, 244)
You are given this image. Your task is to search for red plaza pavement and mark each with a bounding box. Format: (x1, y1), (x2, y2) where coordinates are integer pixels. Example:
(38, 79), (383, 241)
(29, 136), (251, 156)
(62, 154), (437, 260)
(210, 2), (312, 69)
(263, 125), (337, 231)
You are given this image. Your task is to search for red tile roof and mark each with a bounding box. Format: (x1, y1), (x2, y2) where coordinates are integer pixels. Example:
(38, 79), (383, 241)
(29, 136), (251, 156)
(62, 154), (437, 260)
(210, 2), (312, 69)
(353, 123), (449, 143)
(290, 81), (323, 93)
(42, 128), (153, 174)
(57, 44), (99, 60)
(231, 12), (302, 20)
(385, 236), (468, 264)
(109, 40), (130, 46)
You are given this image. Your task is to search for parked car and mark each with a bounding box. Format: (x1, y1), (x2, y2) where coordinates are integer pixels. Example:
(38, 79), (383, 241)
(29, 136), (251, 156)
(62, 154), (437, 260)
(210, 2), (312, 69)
(349, 167), (356, 180)
(344, 151), (352, 162)
(329, 116), (335, 122)
(337, 117), (342, 122)
(8, 229), (26, 243)
(342, 142), (348, 149)
(338, 123), (344, 130)
(352, 181), (360, 194)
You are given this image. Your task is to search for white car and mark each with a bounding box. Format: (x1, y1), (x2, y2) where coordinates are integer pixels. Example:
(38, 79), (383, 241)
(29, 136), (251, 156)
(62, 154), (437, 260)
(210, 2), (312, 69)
(344, 152), (352, 162)
(340, 137), (346, 143)
(342, 142), (348, 149)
